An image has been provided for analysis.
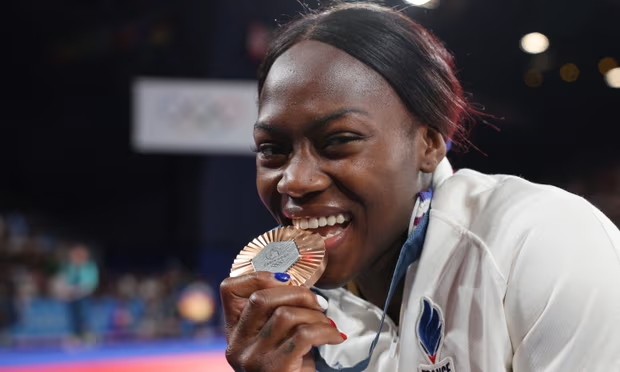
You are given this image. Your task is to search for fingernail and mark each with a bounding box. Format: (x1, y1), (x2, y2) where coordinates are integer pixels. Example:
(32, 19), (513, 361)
(340, 332), (347, 341)
(328, 318), (337, 328)
(316, 294), (329, 311)
(274, 272), (290, 282)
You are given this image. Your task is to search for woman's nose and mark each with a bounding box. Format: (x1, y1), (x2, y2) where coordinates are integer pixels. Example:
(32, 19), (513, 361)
(276, 154), (329, 198)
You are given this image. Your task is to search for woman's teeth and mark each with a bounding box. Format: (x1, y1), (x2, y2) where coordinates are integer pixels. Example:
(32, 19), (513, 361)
(323, 229), (344, 239)
(292, 214), (350, 231)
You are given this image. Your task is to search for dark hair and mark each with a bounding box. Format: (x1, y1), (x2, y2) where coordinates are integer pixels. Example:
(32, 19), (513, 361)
(257, 2), (473, 146)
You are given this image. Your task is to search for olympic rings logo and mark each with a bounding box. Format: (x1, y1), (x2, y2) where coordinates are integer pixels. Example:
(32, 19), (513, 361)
(153, 92), (256, 133)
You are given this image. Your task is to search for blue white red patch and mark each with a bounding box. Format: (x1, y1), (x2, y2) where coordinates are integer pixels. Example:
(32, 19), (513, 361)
(416, 297), (456, 372)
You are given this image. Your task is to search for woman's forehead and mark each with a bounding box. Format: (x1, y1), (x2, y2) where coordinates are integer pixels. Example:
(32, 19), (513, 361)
(260, 40), (393, 105)
(258, 40), (401, 124)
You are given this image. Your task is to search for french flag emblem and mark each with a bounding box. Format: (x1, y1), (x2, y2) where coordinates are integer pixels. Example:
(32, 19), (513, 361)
(417, 297), (444, 364)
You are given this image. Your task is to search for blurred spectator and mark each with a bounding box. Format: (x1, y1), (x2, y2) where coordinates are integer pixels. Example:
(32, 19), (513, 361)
(108, 274), (139, 341)
(53, 243), (99, 344)
(0, 215), (7, 246)
(177, 279), (217, 339)
(6, 213), (29, 253)
(0, 267), (18, 346)
(14, 267), (40, 306)
(135, 277), (162, 339)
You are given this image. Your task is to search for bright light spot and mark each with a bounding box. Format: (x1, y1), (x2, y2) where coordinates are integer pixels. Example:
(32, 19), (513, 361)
(599, 57), (618, 75)
(524, 69), (543, 88)
(560, 63), (580, 82)
(405, 0), (432, 5)
(605, 67), (620, 88)
(520, 32), (549, 54)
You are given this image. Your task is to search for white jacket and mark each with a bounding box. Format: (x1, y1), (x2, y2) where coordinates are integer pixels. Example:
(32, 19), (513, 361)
(316, 159), (620, 372)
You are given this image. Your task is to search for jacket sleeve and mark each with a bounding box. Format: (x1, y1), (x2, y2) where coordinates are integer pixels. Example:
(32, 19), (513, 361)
(505, 195), (620, 371)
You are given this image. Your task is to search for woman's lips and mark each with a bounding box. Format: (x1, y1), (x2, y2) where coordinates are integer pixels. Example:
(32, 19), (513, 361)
(285, 210), (352, 251)
(321, 222), (350, 251)
(291, 213), (350, 230)
(291, 218), (351, 250)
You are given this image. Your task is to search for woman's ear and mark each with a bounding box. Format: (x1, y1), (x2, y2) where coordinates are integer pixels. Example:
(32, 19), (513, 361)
(417, 126), (447, 173)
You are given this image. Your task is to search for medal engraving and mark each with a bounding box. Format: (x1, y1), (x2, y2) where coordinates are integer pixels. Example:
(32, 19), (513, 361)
(251, 241), (300, 272)
(230, 226), (327, 287)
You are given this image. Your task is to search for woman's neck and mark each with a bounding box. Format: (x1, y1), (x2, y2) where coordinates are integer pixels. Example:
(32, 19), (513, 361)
(353, 232), (408, 325)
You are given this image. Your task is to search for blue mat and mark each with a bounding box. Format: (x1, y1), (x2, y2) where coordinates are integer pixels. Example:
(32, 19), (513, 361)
(0, 338), (228, 367)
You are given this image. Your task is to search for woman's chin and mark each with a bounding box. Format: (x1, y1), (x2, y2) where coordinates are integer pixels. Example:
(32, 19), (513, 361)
(313, 270), (350, 290)
(313, 281), (344, 290)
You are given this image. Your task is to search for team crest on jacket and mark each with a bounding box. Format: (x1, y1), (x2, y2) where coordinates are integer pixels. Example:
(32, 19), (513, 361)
(416, 297), (455, 372)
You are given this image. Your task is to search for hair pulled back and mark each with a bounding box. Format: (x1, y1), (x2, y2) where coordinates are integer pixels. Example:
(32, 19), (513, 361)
(258, 2), (473, 146)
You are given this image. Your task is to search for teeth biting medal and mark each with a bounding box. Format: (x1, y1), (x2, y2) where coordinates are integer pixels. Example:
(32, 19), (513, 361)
(230, 226), (327, 287)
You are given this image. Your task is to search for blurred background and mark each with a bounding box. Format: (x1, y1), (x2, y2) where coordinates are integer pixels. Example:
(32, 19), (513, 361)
(1, 0), (619, 370)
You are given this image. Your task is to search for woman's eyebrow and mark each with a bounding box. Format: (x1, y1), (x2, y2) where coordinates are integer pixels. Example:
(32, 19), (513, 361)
(254, 108), (370, 134)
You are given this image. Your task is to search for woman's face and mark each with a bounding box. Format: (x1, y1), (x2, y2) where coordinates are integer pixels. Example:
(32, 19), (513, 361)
(256, 40), (439, 288)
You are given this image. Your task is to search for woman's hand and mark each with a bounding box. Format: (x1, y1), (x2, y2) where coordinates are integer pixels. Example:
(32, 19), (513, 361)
(220, 271), (346, 372)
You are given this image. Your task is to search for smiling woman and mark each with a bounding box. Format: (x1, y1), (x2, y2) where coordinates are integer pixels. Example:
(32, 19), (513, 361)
(219, 3), (620, 372)
(256, 37), (436, 292)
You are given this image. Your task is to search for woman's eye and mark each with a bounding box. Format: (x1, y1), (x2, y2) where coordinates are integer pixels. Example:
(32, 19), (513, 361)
(254, 143), (287, 157)
(325, 135), (360, 147)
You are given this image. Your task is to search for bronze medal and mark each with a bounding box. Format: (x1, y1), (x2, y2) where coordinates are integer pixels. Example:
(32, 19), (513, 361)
(230, 227), (327, 287)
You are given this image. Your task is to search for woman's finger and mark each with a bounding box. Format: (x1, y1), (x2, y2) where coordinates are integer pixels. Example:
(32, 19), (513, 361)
(229, 323), (345, 372)
(220, 271), (292, 335)
(276, 323), (346, 361)
(234, 286), (329, 340)
(253, 306), (334, 348)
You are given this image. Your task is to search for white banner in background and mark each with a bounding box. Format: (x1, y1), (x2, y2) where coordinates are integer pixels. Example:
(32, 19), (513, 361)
(132, 78), (258, 155)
